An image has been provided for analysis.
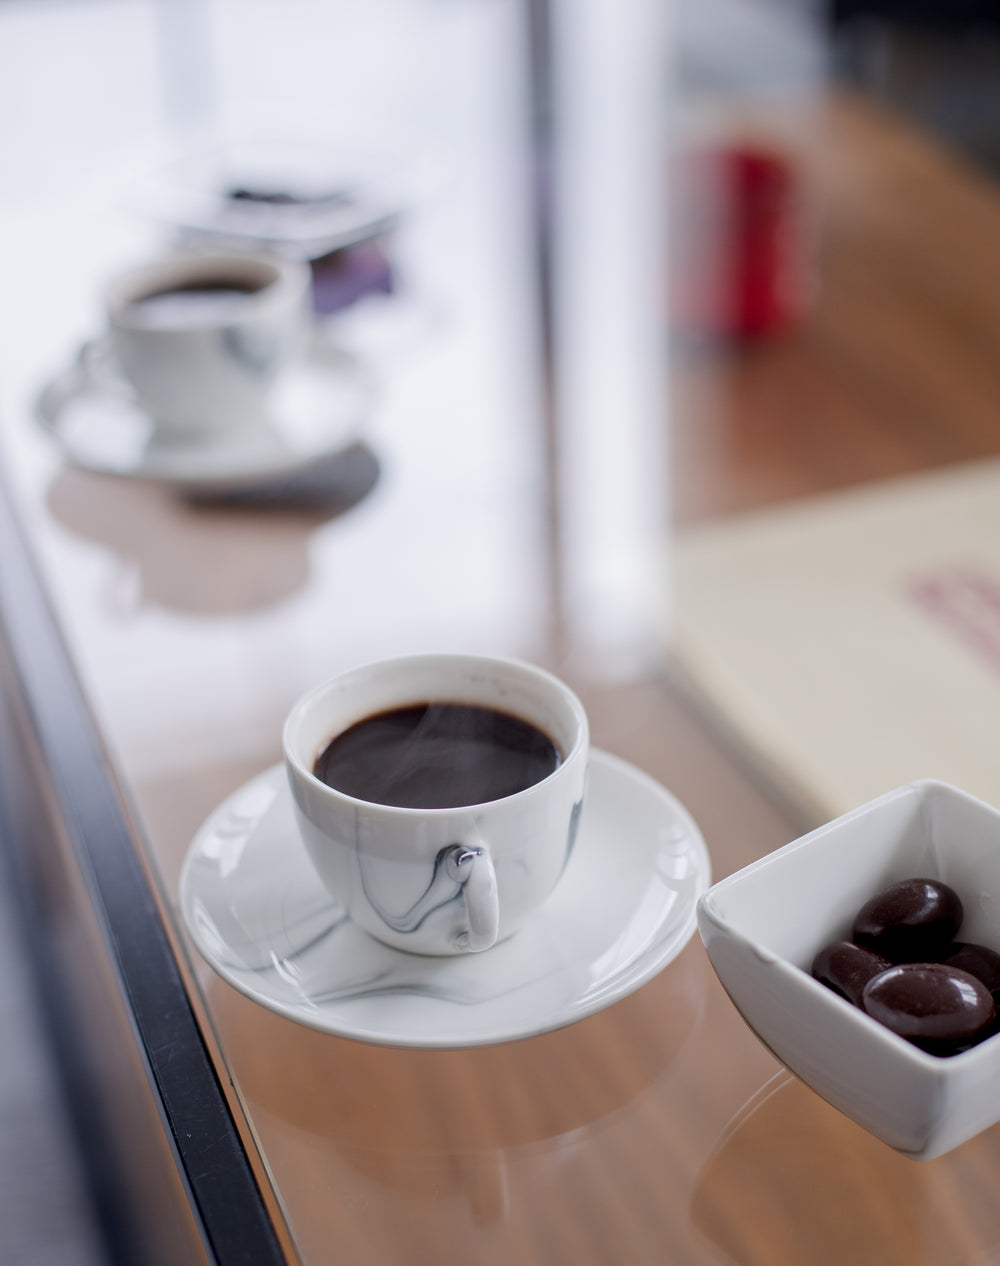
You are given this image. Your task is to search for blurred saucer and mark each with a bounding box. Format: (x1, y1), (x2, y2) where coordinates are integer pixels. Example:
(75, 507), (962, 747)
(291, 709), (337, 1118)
(35, 335), (373, 494)
(179, 751), (711, 1048)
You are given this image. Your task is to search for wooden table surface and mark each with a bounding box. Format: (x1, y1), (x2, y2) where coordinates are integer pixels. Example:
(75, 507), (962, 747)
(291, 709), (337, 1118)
(673, 90), (1000, 526)
(5, 3), (1000, 1258)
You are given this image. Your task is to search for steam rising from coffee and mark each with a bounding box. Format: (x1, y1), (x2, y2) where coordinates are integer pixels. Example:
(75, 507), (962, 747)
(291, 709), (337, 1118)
(313, 702), (561, 809)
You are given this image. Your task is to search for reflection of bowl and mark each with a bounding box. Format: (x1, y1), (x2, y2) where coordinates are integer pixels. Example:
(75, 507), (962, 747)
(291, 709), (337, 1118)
(697, 780), (1000, 1160)
(690, 1071), (997, 1266)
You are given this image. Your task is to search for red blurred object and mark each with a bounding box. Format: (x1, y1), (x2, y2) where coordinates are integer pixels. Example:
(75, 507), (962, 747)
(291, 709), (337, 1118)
(671, 141), (812, 341)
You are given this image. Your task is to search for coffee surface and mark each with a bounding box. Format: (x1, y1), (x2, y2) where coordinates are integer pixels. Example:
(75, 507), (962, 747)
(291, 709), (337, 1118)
(313, 702), (561, 809)
(126, 279), (262, 329)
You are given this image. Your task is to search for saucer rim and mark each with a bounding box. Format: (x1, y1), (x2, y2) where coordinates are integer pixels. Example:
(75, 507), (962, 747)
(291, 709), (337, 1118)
(178, 749), (711, 1048)
(34, 333), (373, 492)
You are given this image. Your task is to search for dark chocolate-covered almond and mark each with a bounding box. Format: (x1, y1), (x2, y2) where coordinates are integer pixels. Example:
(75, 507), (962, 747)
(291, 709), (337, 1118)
(852, 878), (962, 963)
(812, 940), (891, 1006)
(861, 963), (994, 1056)
(940, 941), (1000, 996)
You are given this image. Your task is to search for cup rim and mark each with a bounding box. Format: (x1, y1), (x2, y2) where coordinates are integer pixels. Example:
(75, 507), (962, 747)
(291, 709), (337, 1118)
(282, 653), (589, 816)
(104, 249), (310, 328)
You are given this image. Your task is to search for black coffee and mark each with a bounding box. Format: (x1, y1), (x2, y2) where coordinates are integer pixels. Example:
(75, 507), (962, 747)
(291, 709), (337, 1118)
(127, 279), (263, 329)
(313, 702), (561, 809)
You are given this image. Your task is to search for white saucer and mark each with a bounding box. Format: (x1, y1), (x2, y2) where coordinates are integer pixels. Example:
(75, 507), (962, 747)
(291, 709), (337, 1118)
(179, 750), (711, 1048)
(34, 335), (373, 493)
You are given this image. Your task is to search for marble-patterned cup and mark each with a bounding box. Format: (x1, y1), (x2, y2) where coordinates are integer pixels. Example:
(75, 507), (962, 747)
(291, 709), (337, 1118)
(100, 249), (310, 444)
(283, 654), (589, 955)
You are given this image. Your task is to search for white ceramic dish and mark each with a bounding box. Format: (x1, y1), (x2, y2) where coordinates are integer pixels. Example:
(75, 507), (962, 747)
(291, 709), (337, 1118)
(179, 750), (710, 1048)
(697, 779), (1000, 1160)
(35, 335), (372, 493)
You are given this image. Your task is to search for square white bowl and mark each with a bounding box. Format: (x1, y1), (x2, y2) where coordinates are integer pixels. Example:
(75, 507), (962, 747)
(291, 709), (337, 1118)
(697, 779), (1000, 1160)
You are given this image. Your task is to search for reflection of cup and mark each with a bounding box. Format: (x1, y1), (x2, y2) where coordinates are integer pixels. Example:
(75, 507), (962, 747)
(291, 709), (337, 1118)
(283, 654), (589, 956)
(101, 250), (311, 442)
(205, 945), (704, 1223)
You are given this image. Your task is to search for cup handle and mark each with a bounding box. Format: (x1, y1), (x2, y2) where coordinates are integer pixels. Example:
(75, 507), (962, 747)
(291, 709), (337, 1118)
(445, 844), (499, 952)
(76, 338), (134, 400)
(76, 339), (103, 381)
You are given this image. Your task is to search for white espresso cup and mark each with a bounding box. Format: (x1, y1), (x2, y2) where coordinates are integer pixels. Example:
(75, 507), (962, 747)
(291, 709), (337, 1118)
(283, 654), (589, 955)
(100, 250), (311, 443)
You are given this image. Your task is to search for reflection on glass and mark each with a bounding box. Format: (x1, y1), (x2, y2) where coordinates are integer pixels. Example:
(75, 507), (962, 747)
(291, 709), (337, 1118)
(204, 942), (704, 1254)
(44, 451), (378, 616)
(692, 1070), (1000, 1266)
(544, 0), (672, 670)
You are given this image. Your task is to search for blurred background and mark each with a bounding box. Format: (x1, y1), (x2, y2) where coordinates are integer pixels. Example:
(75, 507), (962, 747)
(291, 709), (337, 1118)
(2, 0), (1000, 1262)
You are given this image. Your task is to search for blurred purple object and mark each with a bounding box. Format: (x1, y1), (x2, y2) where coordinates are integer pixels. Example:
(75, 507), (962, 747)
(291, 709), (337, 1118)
(310, 241), (395, 314)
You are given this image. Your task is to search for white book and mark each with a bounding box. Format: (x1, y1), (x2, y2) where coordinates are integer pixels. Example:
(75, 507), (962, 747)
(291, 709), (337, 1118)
(674, 458), (1000, 823)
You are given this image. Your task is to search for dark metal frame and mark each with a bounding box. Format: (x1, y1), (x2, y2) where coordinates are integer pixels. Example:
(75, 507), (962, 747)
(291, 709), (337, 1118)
(0, 469), (288, 1266)
(830, 0), (1000, 27)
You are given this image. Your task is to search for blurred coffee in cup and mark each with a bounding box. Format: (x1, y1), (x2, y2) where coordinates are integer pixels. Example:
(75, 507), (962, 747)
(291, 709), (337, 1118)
(100, 250), (310, 443)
